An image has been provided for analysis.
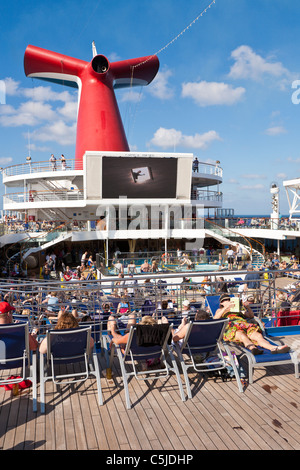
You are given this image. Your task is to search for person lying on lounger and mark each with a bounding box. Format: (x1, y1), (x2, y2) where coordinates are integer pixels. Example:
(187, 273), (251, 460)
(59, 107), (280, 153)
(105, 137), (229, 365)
(213, 294), (290, 355)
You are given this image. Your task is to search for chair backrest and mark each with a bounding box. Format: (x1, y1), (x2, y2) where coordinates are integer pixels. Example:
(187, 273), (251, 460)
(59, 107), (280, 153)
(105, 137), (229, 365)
(276, 309), (300, 327)
(47, 326), (91, 363)
(181, 319), (228, 355)
(0, 322), (29, 369)
(205, 295), (222, 316)
(124, 324), (171, 361)
(79, 321), (102, 343)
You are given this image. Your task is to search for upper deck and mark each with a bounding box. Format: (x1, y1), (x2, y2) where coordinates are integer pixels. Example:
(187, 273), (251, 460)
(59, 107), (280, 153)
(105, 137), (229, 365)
(2, 158), (222, 187)
(1, 154), (223, 212)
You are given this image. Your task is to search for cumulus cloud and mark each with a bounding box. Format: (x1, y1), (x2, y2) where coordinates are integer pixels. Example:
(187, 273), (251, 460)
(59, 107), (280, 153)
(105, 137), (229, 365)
(22, 86), (74, 103)
(148, 69), (174, 100)
(150, 127), (221, 150)
(2, 78), (21, 96)
(0, 77), (78, 147)
(229, 45), (291, 82)
(182, 81), (245, 106)
(30, 120), (77, 146)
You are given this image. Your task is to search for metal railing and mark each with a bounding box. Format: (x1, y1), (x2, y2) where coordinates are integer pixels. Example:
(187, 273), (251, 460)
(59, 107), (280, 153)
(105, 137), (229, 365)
(0, 266), (297, 337)
(192, 162), (223, 178)
(2, 159), (77, 177)
(191, 189), (223, 202)
(2, 159), (222, 179)
(3, 189), (84, 204)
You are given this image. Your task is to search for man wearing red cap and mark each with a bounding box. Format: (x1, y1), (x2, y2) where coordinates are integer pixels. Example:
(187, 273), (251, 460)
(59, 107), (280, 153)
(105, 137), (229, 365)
(0, 301), (38, 351)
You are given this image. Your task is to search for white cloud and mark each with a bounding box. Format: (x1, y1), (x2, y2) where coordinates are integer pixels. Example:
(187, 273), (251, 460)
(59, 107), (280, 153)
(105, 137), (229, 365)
(120, 90), (143, 103)
(181, 81), (245, 106)
(150, 127), (221, 150)
(229, 45), (290, 82)
(241, 174), (267, 180)
(22, 86), (74, 103)
(57, 101), (78, 120)
(108, 52), (122, 62)
(148, 69), (174, 100)
(264, 126), (287, 136)
(0, 157), (13, 165)
(0, 101), (57, 127)
(30, 120), (77, 146)
(3, 78), (21, 96)
(0, 78), (78, 147)
(240, 184), (265, 190)
(276, 173), (287, 179)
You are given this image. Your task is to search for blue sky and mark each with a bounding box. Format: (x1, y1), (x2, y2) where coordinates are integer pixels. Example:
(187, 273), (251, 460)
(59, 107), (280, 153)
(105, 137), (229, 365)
(0, 0), (300, 215)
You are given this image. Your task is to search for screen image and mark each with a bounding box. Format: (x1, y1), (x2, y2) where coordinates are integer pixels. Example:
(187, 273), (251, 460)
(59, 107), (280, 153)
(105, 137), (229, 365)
(102, 157), (178, 198)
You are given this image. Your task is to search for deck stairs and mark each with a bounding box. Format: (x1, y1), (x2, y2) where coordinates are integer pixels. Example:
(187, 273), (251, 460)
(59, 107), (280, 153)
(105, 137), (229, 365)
(205, 219), (265, 268)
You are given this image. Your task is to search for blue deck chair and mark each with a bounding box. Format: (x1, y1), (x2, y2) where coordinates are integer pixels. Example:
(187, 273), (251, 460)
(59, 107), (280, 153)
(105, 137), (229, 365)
(172, 318), (244, 398)
(205, 295), (232, 316)
(238, 340), (300, 384)
(39, 326), (103, 413)
(109, 323), (185, 409)
(0, 322), (37, 411)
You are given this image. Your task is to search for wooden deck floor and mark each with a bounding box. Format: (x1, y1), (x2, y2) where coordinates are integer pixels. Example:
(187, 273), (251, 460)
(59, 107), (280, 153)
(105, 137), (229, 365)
(1, 332), (300, 451)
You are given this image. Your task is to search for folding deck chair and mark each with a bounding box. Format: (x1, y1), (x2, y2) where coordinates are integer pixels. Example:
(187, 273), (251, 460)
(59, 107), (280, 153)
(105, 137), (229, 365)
(39, 326), (103, 413)
(109, 323), (185, 409)
(172, 318), (244, 398)
(0, 322), (37, 411)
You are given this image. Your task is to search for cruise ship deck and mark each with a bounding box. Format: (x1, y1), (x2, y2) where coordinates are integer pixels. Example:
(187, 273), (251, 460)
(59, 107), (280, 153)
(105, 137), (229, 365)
(1, 334), (299, 451)
(1, 275), (300, 451)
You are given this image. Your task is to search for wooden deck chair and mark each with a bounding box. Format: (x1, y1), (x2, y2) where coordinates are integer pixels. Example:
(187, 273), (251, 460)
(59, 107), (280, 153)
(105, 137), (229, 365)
(238, 338), (300, 384)
(109, 323), (185, 409)
(39, 326), (103, 413)
(172, 318), (244, 398)
(0, 322), (37, 411)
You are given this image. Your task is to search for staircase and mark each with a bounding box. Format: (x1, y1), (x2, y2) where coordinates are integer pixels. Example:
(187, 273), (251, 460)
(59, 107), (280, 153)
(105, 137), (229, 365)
(205, 219), (265, 269)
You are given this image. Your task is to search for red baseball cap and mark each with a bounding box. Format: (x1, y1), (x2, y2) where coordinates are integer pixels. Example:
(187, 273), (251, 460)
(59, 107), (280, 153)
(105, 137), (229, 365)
(0, 301), (15, 314)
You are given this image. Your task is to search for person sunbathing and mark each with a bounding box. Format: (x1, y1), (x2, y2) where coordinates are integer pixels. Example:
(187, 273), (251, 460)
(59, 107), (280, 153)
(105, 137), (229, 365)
(213, 294), (290, 355)
(107, 314), (168, 352)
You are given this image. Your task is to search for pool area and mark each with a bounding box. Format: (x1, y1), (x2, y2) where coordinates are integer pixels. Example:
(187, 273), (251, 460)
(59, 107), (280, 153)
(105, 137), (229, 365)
(107, 263), (222, 275)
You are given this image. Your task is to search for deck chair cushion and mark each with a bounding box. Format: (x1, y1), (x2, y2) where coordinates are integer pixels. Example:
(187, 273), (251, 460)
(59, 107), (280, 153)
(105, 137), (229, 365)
(136, 324), (171, 347)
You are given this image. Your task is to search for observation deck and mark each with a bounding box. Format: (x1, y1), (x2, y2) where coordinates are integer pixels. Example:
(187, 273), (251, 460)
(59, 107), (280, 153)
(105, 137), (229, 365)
(2, 155), (223, 213)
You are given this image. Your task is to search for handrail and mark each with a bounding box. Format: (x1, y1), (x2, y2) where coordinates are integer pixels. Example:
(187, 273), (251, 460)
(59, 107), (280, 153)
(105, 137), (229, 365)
(205, 218), (266, 262)
(5, 222), (67, 272)
(2, 159), (77, 177)
(204, 218), (254, 257)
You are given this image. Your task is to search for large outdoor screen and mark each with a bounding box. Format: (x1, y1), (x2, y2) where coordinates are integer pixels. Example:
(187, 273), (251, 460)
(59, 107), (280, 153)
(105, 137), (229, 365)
(102, 156), (178, 198)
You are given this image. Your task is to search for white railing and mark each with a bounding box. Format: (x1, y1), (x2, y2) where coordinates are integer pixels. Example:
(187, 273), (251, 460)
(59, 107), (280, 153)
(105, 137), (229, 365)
(3, 189), (83, 204)
(2, 159), (77, 177)
(2, 159), (222, 179)
(192, 189), (223, 202)
(192, 162), (223, 178)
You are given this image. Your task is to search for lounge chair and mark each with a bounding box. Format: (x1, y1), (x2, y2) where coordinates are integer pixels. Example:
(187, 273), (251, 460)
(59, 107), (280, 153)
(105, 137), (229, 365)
(238, 339), (300, 384)
(172, 318), (244, 398)
(39, 326), (103, 413)
(206, 294), (232, 316)
(109, 323), (185, 409)
(0, 322), (37, 411)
